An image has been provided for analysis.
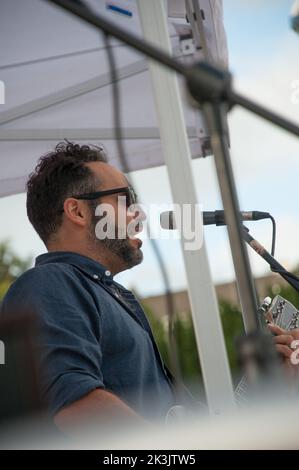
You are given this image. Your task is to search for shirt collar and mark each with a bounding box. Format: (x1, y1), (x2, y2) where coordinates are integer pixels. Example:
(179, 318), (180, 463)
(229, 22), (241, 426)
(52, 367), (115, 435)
(35, 251), (114, 282)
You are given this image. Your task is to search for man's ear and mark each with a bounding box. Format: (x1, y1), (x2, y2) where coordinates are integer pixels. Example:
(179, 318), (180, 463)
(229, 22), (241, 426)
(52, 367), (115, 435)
(63, 198), (89, 227)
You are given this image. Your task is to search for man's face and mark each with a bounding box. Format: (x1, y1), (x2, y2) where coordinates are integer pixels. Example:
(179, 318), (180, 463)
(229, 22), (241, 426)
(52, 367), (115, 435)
(85, 162), (145, 272)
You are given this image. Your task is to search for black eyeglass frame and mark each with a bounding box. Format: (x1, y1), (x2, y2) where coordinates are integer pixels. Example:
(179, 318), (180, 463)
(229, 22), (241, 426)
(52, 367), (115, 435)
(71, 186), (137, 207)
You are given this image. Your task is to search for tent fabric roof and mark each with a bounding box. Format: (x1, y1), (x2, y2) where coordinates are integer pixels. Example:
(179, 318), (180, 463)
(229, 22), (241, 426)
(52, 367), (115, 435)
(0, 0), (227, 197)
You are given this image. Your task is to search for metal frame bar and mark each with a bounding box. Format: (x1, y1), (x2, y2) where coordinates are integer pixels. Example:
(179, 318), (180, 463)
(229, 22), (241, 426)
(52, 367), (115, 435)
(138, 0), (235, 414)
(0, 127), (198, 140)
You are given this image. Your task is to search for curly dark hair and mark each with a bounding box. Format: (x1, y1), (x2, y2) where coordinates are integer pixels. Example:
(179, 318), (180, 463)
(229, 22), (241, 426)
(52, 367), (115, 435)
(26, 141), (107, 244)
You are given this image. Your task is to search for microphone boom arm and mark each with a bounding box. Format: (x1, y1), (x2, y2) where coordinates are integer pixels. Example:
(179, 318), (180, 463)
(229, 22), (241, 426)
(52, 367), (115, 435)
(242, 225), (299, 293)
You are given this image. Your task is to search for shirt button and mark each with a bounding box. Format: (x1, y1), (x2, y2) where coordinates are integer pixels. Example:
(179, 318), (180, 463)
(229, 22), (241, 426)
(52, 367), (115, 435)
(93, 274), (99, 280)
(105, 270), (111, 276)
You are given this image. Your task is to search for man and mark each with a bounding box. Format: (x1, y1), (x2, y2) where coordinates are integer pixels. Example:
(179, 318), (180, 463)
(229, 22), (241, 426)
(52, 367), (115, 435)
(1, 141), (176, 433)
(2, 142), (299, 433)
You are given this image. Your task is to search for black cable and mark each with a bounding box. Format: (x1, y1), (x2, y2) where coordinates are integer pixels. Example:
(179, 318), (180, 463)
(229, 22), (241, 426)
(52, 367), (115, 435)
(271, 267), (299, 283)
(269, 215), (276, 257)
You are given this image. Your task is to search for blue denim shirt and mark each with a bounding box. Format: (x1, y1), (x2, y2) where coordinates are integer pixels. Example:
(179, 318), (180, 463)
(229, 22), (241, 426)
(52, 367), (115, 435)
(1, 252), (175, 421)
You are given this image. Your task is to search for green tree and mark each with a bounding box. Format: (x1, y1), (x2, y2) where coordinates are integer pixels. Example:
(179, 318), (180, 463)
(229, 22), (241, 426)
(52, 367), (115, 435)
(268, 281), (299, 311)
(142, 297), (245, 395)
(142, 304), (170, 365)
(0, 240), (31, 300)
(219, 300), (244, 371)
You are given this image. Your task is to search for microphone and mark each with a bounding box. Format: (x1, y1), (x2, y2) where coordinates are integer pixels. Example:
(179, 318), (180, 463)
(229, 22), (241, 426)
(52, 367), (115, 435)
(257, 297), (272, 329)
(291, 1), (299, 33)
(258, 296), (272, 315)
(160, 210), (271, 229)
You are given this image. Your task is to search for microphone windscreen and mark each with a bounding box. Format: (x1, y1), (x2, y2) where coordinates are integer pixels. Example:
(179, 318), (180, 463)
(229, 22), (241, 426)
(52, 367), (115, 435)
(160, 211), (176, 230)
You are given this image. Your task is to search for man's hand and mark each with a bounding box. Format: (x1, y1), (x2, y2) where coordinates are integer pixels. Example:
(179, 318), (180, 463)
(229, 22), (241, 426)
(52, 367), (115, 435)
(268, 323), (299, 378)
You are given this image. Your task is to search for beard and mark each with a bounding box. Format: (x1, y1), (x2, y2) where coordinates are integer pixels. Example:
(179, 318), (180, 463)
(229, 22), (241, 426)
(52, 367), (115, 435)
(97, 236), (143, 269)
(89, 207), (143, 270)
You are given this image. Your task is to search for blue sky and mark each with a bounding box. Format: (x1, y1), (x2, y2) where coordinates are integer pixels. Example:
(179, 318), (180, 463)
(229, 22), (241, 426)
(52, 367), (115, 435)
(0, 0), (299, 297)
(224, 0), (293, 71)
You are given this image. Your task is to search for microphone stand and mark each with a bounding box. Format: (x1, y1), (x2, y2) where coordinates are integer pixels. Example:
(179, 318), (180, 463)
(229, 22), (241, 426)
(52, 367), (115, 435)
(45, 0), (299, 397)
(242, 225), (299, 293)
(234, 225), (299, 400)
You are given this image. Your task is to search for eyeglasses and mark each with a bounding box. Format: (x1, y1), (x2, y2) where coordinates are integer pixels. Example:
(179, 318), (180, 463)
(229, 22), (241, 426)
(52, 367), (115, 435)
(71, 186), (138, 208)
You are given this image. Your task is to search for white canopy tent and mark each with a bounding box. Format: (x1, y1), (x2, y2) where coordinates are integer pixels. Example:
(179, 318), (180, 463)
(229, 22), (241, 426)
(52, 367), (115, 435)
(0, 0), (228, 196)
(0, 0), (235, 413)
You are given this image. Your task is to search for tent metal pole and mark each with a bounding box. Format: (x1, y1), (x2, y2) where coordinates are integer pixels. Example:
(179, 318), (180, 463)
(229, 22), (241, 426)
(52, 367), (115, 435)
(0, 127), (198, 141)
(137, 0), (235, 414)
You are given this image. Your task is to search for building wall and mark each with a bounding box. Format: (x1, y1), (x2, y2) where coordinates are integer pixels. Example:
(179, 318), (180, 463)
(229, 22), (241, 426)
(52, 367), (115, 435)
(140, 273), (288, 319)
